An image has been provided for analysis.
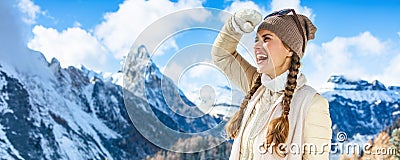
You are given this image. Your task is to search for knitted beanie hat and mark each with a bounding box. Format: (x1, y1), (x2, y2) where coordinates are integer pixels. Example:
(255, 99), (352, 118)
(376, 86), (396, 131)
(257, 14), (316, 58)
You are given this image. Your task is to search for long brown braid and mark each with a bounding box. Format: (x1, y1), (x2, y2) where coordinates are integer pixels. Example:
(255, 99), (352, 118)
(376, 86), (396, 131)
(265, 53), (301, 157)
(225, 73), (262, 138)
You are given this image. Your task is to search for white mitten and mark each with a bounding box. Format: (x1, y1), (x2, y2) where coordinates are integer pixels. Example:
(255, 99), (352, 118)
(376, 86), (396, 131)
(232, 9), (262, 34)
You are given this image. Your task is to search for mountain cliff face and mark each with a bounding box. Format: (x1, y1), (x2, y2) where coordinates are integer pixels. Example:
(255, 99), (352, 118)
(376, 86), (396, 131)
(0, 57), (151, 159)
(0, 45), (218, 159)
(122, 45), (227, 156)
(0, 61), (132, 159)
(123, 45), (217, 134)
(322, 75), (400, 144)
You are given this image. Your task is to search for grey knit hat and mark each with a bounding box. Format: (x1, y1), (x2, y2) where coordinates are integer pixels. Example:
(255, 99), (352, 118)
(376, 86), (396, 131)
(257, 14), (316, 58)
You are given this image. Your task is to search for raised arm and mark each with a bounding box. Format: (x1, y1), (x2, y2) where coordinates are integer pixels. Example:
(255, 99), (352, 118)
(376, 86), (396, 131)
(211, 9), (261, 93)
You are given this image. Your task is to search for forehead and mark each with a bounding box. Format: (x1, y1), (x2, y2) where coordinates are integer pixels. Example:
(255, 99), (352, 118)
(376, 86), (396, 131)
(257, 29), (276, 37)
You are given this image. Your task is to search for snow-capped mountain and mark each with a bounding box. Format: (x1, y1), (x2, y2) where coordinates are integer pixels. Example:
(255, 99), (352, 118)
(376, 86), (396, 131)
(1, 41), (399, 160)
(322, 75), (389, 91)
(0, 58), (131, 159)
(322, 75), (400, 143)
(0, 45), (217, 159)
(123, 45), (218, 133)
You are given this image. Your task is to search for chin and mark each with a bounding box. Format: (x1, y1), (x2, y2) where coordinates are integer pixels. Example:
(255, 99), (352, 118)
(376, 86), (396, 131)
(257, 64), (271, 73)
(256, 66), (267, 74)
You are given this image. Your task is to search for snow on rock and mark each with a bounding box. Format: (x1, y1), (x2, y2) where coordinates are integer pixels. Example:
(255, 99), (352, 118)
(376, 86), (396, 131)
(323, 90), (399, 104)
(0, 124), (24, 159)
(0, 2), (179, 159)
(322, 75), (400, 103)
(103, 72), (123, 86)
(0, 43), (220, 159)
(0, 73), (10, 114)
(321, 75), (400, 157)
(322, 75), (388, 92)
(123, 45), (218, 133)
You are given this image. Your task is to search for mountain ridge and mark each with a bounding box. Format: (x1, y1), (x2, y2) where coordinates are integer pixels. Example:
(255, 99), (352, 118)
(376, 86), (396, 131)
(0, 44), (221, 159)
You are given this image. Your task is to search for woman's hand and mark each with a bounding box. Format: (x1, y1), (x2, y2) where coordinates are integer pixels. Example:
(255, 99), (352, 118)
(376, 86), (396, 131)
(232, 9), (262, 34)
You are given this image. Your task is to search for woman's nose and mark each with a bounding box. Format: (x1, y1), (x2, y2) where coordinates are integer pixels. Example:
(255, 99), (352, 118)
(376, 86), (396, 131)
(254, 41), (262, 51)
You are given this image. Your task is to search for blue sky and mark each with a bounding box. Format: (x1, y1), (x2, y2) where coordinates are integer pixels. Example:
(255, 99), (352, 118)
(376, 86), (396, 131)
(6, 0), (400, 97)
(33, 0), (123, 30)
(31, 0), (400, 42)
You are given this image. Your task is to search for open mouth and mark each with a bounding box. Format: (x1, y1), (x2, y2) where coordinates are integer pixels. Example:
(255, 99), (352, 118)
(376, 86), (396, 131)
(256, 54), (268, 64)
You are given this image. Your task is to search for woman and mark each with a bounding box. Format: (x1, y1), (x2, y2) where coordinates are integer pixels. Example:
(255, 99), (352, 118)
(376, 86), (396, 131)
(211, 9), (332, 159)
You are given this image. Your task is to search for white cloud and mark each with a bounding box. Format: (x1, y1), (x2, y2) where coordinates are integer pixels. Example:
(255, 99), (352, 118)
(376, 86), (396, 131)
(17, 0), (43, 24)
(187, 64), (214, 78)
(28, 0), (210, 72)
(224, 0), (265, 14)
(382, 51), (400, 86)
(398, 32), (400, 38)
(154, 38), (179, 56)
(344, 32), (385, 55)
(178, 63), (233, 108)
(162, 62), (184, 83)
(94, 0), (209, 59)
(223, 0), (314, 20)
(270, 0), (314, 20)
(0, 0), (54, 79)
(304, 32), (392, 90)
(73, 22), (82, 28)
(28, 26), (112, 72)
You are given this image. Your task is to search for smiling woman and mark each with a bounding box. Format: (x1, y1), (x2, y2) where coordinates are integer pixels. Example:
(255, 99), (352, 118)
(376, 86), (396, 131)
(211, 8), (332, 159)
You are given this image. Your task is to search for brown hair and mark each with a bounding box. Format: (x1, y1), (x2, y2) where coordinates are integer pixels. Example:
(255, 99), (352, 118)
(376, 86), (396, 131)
(225, 53), (301, 157)
(225, 73), (262, 138)
(265, 52), (300, 157)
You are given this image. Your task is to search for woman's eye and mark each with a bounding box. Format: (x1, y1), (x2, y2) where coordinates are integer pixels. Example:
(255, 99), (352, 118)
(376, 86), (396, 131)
(263, 37), (271, 42)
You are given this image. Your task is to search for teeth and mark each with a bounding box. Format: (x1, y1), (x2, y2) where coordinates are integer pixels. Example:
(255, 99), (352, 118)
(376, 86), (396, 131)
(257, 54), (268, 60)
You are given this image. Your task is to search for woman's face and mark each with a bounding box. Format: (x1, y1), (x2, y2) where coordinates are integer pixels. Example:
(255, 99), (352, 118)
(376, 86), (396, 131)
(254, 29), (292, 78)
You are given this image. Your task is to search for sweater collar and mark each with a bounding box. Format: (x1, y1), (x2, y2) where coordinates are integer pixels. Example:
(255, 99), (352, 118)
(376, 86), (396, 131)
(261, 71), (307, 92)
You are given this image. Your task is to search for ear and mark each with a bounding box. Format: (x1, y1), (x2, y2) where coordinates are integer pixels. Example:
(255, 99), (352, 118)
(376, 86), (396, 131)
(283, 43), (293, 57)
(287, 51), (293, 57)
(285, 47), (293, 57)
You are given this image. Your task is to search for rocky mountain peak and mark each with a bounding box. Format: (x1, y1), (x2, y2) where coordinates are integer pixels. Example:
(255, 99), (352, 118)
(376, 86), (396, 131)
(325, 75), (388, 91)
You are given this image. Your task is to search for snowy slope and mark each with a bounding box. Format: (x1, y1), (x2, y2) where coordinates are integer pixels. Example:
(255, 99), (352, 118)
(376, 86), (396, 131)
(322, 76), (400, 159)
(321, 75), (400, 144)
(123, 45), (218, 133)
(0, 45), (218, 159)
(0, 58), (132, 159)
